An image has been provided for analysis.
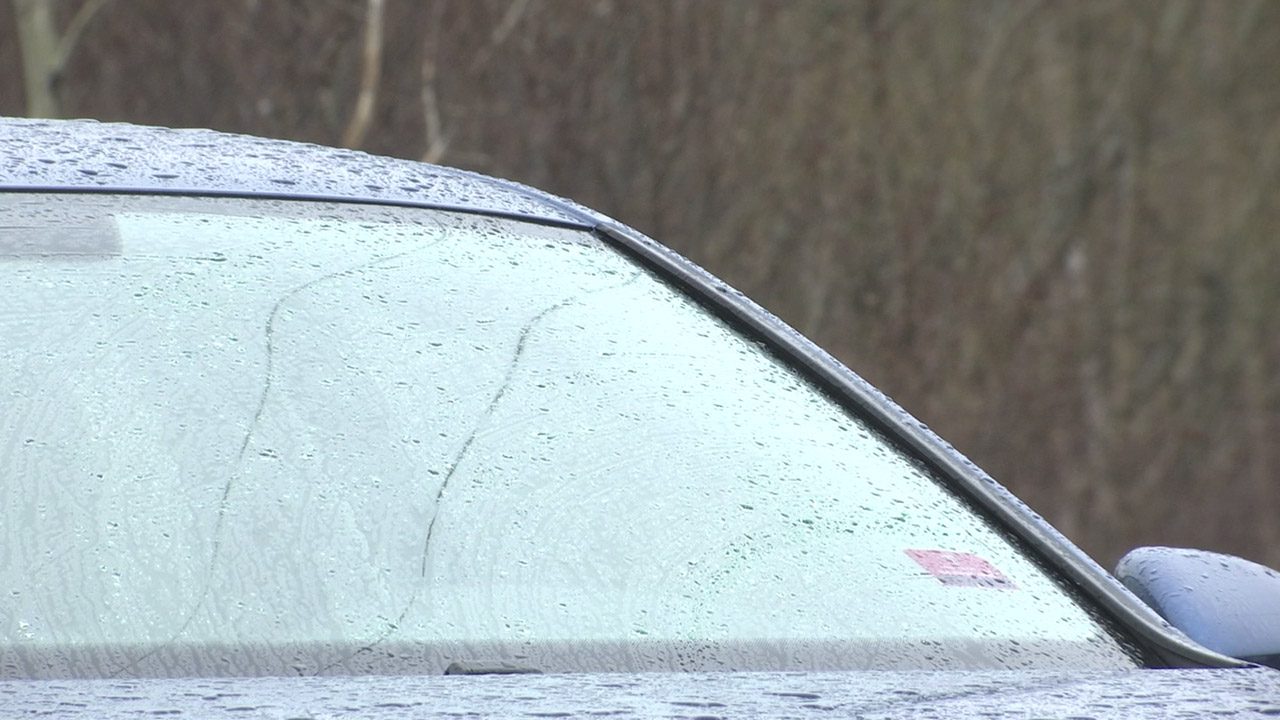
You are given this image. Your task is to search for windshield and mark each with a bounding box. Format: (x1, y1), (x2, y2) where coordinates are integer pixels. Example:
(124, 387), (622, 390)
(0, 194), (1138, 677)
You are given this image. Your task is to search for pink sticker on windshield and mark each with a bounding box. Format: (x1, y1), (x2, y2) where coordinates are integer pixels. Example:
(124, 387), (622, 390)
(905, 549), (1015, 589)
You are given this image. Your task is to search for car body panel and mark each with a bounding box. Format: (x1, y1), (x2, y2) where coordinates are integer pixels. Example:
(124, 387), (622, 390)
(1, 668), (1278, 718)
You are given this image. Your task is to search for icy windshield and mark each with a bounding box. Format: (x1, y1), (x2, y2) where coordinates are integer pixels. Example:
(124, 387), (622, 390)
(0, 194), (1138, 677)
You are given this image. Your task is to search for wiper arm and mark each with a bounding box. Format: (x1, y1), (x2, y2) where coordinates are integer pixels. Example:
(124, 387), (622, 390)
(444, 660), (543, 675)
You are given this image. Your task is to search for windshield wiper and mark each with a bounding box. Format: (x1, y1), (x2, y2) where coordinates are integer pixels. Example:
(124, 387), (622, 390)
(444, 660), (543, 675)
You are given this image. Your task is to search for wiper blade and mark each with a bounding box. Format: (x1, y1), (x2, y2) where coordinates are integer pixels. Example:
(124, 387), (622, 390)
(444, 660), (543, 675)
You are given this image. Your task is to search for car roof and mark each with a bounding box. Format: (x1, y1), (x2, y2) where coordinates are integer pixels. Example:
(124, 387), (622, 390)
(0, 117), (599, 228)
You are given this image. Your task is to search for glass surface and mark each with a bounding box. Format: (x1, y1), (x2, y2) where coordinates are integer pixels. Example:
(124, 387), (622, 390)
(0, 194), (1138, 677)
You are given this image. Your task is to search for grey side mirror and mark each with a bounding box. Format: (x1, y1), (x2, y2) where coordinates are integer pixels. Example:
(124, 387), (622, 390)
(1116, 546), (1280, 668)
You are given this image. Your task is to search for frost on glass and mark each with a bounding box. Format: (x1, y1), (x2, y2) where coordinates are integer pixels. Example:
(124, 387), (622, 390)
(0, 195), (1136, 677)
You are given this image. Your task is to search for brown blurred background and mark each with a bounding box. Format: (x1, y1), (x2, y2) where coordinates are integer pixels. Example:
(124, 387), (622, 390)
(4, 0), (1279, 569)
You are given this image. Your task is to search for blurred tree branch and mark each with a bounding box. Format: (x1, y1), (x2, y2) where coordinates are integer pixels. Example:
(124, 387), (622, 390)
(420, 0), (448, 163)
(340, 0), (384, 148)
(12, 0), (110, 117)
(467, 0), (529, 73)
(420, 48), (448, 163)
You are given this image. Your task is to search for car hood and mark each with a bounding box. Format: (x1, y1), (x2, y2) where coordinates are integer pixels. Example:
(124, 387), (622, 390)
(2, 668), (1278, 718)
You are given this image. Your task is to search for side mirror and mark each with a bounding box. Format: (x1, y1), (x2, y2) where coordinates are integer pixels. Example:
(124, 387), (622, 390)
(1116, 546), (1280, 668)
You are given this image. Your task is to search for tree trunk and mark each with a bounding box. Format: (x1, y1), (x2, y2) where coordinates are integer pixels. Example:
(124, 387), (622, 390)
(12, 0), (62, 117)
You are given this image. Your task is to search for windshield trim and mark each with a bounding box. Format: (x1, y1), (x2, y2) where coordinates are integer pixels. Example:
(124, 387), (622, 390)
(0, 186), (596, 233)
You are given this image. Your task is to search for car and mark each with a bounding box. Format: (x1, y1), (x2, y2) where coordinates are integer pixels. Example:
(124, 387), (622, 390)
(1, 117), (1278, 717)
